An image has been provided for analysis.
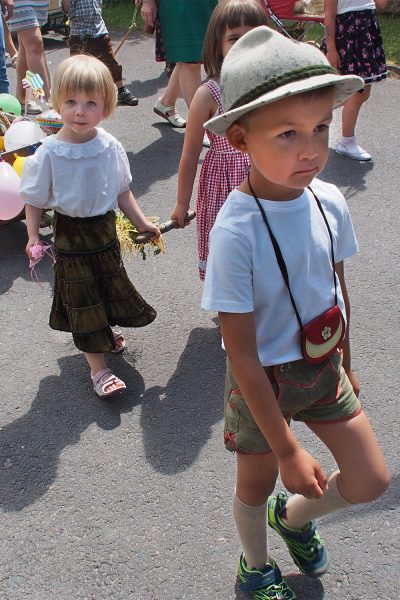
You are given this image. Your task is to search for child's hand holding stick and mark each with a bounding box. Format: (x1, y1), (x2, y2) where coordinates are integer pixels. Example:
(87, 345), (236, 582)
(135, 210), (196, 243)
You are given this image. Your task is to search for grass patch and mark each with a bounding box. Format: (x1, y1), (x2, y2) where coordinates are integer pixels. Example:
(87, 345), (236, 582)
(103, 1), (399, 65)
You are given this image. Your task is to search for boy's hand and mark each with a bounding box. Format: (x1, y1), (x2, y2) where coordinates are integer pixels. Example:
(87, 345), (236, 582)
(279, 447), (327, 499)
(26, 235), (40, 259)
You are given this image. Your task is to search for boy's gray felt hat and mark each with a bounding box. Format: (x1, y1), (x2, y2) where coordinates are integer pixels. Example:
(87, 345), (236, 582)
(205, 26), (364, 136)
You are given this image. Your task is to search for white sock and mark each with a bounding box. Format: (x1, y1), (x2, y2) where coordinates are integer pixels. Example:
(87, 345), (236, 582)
(233, 494), (268, 570)
(284, 471), (353, 529)
(340, 136), (356, 145)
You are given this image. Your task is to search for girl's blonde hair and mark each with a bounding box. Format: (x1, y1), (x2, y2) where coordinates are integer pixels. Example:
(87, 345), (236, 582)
(51, 54), (117, 117)
(203, 0), (268, 80)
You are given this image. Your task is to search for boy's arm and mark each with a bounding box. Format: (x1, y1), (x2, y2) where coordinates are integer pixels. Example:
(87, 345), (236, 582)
(336, 261), (360, 396)
(220, 311), (328, 498)
(324, 0), (340, 69)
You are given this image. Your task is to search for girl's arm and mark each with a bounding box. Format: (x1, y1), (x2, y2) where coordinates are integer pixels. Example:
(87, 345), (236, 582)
(171, 85), (218, 227)
(25, 204), (43, 258)
(324, 0), (340, 70)
(118, 189), (160, 238)
(220, 311), (328, 499)
(336, 260), (360, 396)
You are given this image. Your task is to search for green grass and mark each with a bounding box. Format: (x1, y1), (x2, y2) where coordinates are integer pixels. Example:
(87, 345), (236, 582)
(103, 1), (400, 65)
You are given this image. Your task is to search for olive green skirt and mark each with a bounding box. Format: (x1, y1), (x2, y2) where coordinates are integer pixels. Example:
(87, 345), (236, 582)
(50, 211), (156, 353)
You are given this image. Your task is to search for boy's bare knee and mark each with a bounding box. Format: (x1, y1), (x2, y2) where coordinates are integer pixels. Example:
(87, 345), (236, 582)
(344, 469), (390, 504)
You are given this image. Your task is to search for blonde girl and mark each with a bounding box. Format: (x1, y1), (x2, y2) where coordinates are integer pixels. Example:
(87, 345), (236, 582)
(170, 0), (267, 280)
(21, 55), (160, 398)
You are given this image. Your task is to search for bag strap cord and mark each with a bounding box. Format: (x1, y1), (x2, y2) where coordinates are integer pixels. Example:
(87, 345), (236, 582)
(246, 173), (338, 330)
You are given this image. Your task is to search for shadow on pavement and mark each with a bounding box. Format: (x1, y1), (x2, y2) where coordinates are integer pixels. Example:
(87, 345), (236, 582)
(234, 573), (324, 599)
(320, 149), (374, 200)
(0, 353), (143, 512)
(140, 325), (225, 473)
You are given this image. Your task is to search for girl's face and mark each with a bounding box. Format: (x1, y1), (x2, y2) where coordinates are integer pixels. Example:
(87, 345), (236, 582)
(221, 22), (255, 58)
(58, 90), (106, 143)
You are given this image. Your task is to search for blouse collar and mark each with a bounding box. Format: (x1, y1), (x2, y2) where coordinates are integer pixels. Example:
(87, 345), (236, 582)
(44, 127), (112, 159)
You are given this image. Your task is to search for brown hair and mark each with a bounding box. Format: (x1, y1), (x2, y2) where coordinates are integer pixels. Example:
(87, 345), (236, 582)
(203, 0), (268, 80)
(51, 54), (117, 117)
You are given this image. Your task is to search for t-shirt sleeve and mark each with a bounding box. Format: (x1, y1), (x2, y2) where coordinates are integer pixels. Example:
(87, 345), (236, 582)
(201, 226), (254, 313)
(332, 188), (359, 262)
(19, 150), (52, 209)
(116, 141), (132, 194)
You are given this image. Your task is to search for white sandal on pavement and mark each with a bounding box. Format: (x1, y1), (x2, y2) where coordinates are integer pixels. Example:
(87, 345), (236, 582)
(153, 98), (186, 128)
(92, 368), (126, 398)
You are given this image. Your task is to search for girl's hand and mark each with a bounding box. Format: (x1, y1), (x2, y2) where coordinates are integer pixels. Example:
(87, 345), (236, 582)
(171, 204), (190, 228)
(326, 48), (341, 70)
(278, 448), (328, 499)
(137, 221), (160, 241)
(26, 235), (40, 259)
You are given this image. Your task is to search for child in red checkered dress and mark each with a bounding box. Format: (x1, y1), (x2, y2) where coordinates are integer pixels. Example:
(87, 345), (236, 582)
(170, 0), (267, 280)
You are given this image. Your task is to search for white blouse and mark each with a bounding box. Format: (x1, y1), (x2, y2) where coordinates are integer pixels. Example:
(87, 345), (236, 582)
(20, 127), (132, 218)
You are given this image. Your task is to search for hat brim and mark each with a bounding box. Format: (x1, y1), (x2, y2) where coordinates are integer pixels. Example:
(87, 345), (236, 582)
(205, 73), (364, 136)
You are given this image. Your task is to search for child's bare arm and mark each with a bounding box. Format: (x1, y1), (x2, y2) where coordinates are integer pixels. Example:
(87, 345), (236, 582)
(220, 311), (328, 498)
(25, 204), (43, 258)
(324, 0), (340, 69)
(172, 86), (218, 227)
(336, 261), (360, 396)
(118, 189), (160, 238)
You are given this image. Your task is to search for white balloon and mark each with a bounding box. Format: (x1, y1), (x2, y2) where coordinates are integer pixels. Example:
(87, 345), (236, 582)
(4, 120), (46, 152)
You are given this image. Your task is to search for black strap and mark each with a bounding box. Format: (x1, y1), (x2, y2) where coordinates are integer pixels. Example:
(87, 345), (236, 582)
(247, 173), (338, 331)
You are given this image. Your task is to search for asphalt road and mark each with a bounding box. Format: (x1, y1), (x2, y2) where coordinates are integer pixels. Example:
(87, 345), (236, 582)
(0, 30), (399, 600)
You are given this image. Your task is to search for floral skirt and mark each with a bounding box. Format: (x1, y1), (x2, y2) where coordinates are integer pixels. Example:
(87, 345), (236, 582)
(50, 211), (156, 353)
(322, 10), (387, 83)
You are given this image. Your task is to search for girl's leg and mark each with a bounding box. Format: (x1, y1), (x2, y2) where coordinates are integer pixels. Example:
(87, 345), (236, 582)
(284, 411), (389, 528)
(341, 86), (371, 138)
(84, 352), (107, 377)
(16, 27), (51, 101)
(84, 352), (126, 395)
(15, 40), (27, 101)
(235, 452), (279, 569)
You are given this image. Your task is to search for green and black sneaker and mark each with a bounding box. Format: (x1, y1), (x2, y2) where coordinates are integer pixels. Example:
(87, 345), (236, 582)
(238, 553), (296, 600)
(268, 492), (329, 577)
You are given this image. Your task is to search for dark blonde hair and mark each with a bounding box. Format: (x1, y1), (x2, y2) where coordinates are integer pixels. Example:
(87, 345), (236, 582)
(51, 54), (116, 117)
(203, 0), (268, 80)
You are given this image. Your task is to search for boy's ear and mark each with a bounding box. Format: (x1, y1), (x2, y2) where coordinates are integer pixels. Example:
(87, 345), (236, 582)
(226, 123), (249, 153)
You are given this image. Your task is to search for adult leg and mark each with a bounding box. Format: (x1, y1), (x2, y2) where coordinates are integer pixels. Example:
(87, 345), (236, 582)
(154, 66), (186, 127)
(0, 15), (9, 93)
(176, 62), (201, 108)
(16, 26), (51, 100)
(15, 40), (27, 101)
(2, 17), (18, 60)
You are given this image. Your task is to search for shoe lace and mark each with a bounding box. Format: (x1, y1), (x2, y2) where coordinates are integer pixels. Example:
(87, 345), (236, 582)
(252, 580), (292, 600)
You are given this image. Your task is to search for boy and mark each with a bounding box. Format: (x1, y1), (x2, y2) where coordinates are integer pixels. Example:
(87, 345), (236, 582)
(201, 26), (389, 600)
(62, 0), (138, 106)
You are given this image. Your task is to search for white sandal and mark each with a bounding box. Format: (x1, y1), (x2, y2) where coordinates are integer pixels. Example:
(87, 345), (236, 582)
(153, 98), (186, 128)
(92, 368), (126, 398)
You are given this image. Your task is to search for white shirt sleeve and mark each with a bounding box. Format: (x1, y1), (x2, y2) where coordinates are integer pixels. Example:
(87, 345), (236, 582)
(20, 149), (52, 209)
(201, 226), (254, 313)
(116, 141), (132, 195)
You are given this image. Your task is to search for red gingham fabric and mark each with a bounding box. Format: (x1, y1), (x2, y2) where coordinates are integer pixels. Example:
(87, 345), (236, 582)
(197, 80), (250, 280)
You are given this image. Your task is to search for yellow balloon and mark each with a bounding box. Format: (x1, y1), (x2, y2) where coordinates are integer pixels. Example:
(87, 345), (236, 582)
(0, 136), (4, 151)
(12, 154), (26, 177)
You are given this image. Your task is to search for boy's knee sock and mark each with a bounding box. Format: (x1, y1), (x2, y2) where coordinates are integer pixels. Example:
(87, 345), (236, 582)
(233, 494), (268, 570)
(284, 471), (353, 529)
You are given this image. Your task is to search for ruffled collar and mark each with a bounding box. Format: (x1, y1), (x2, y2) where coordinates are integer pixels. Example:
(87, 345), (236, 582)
(44, 127), (112, 159)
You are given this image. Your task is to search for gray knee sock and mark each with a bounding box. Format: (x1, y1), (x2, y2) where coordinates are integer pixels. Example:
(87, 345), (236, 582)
(233, 494), (268, 570)
(284, 471), (353, 528)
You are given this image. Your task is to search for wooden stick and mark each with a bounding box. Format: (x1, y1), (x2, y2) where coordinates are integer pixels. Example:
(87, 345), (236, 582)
(114, 6), (139, 56)
(135, 210), (196, 244)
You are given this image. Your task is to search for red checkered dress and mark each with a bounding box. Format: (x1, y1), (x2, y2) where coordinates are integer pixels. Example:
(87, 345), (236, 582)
(196, 80), (250, 280)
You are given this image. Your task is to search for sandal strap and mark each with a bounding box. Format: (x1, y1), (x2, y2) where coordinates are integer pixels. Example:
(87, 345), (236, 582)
(92, 368), (112, 384)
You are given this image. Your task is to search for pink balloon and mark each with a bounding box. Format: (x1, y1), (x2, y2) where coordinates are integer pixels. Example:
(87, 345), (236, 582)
(0, 160), (25, 220)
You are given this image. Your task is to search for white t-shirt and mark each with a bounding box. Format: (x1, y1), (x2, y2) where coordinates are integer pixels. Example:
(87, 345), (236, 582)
(201, 179), (358, 366)
(337, 0), (375, 15)
(20, 127), (132, 218)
